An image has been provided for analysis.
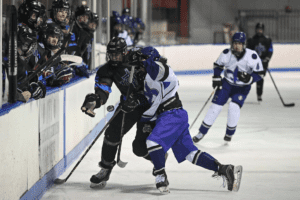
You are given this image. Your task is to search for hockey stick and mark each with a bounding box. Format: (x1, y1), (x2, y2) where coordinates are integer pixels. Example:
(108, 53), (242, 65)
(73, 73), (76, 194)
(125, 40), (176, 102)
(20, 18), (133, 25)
(18, 20), (76, 88)
(54, 107), (121, 185)
(189, 87), (217, 130)
(116, 65), (136, 168)
(267, 69), (295, 107)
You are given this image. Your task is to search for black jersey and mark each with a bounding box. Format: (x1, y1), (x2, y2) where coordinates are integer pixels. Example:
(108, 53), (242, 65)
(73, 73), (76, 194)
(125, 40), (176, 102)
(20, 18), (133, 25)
(66, 23), (90, 56)
(94, 61), (148, 106)
(247, 34), (273, 60)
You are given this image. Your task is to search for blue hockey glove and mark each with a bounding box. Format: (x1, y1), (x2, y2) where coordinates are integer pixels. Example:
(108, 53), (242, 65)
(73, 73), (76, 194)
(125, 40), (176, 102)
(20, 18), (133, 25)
(73, 63), (90, 78)
(212, 75), (222, 90)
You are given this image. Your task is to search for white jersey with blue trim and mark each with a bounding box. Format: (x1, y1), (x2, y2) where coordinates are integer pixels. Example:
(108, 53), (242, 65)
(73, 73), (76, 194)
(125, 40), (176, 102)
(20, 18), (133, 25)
(118, 30), (133, 46)
(215, 48), (263, 86)
(141, 60), (179, 122)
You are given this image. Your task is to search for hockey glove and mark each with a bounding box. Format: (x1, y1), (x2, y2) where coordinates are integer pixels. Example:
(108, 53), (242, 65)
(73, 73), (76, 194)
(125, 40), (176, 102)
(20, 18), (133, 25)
(29, 82), (46, 100)
(238, 71), (252, 84)
(127, 50), (149, 66)
(47, 66), (74, 87)
(212, 75), (222, 90)
(73, 63), (90, 78)
(81, 93), (101, 117)
(121, 93), (140, 113)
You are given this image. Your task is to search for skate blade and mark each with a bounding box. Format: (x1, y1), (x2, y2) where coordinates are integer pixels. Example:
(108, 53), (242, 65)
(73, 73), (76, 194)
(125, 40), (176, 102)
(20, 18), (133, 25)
(90, 181), (107, 189)
(158, 186), (170, 194)
(233, 165), (243, 192)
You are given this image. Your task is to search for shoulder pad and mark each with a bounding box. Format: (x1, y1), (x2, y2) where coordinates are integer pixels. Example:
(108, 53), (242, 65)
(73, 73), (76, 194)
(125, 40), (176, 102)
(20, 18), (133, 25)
(252, 53), (258, 59)
(223, 49), (229, 54)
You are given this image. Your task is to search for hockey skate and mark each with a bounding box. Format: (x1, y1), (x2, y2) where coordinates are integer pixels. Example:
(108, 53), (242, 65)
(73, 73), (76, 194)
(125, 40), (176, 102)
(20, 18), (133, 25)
(90, 167), (112, 189)
(257, 95), (262, 102)
(193, 133), (205, 143)
(213, 161), (243, 192)
(155, 169), (170, 194)
(224, 134), (232, 142)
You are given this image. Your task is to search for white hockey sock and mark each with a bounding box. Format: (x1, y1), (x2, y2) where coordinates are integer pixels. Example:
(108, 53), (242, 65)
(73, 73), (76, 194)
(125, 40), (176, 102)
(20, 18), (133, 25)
(203, 103), (223, 126)
(227, 102), (240, 128)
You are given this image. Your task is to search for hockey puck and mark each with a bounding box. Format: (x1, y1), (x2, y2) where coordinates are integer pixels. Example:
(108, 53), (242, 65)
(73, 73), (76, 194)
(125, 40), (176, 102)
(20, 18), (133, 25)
(107, 105), (114, 112)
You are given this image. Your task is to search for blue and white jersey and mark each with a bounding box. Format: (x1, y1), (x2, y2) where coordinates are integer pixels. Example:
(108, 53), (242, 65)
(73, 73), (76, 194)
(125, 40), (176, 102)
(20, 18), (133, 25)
(141, 59), (179, 122)
(118, 30), (133, 46)
(215, 48), (263, 86)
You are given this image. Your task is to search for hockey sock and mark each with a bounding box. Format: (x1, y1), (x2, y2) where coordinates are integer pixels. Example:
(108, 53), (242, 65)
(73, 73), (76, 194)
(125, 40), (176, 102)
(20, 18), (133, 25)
(186, 150), (218, 171)
(226, 102), (240, 136)
(199, 103), (223, 134)
(147, 140), (165, 172)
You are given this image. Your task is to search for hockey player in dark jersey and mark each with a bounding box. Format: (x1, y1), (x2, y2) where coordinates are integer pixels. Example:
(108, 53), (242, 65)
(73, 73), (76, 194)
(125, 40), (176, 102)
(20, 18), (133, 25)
(247, 22), (273, 101)
(81, 37), (155, 189)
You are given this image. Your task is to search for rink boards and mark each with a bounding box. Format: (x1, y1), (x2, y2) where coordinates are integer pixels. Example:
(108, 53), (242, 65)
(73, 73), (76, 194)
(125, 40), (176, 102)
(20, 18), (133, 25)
(0, 43), (299, 200)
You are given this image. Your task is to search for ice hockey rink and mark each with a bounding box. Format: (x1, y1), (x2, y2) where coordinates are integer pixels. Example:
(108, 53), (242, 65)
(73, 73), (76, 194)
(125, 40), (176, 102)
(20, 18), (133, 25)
(41, 72), (300, 200)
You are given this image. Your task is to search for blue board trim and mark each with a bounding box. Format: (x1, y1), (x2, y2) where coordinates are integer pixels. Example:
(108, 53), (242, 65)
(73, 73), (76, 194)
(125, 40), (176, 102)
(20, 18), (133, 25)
(20, 109), (115, 200)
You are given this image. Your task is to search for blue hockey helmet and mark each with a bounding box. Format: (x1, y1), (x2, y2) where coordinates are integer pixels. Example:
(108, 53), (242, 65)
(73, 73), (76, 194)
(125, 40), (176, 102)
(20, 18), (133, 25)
(141, 46), (160, 61)
(112, 11), (120, 17)
(231, 32), (246, 56)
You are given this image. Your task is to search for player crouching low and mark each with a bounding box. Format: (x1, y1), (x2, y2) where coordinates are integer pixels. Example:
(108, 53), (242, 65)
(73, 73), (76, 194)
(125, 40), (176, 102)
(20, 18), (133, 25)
(125, 46), (243, 194)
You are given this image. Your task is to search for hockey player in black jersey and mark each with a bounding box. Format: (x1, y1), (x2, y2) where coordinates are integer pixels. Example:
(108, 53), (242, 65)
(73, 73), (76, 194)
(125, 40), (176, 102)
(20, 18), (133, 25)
(247, 22), (273, 101)
(81, 37), (155, 189)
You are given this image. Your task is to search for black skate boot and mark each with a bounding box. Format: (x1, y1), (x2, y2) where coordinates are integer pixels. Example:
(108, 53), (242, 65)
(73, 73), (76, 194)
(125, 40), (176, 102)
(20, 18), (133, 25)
(213, 160), (243, 192)
(224, 134), (232, 142)
(193, 132), (205, 143)
(90, 161), (116, 189)
(155, 169), (170, 194)
(257, 95), (262, 102)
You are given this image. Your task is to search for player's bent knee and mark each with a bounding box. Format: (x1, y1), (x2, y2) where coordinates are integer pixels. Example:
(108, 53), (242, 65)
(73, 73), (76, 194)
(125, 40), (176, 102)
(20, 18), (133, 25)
(132, 139), (148, 157)
(231, 101), (242, 109)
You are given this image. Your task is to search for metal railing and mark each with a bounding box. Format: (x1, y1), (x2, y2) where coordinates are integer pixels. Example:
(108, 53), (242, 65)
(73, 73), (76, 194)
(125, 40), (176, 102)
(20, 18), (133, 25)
(239, 9), (300, 43)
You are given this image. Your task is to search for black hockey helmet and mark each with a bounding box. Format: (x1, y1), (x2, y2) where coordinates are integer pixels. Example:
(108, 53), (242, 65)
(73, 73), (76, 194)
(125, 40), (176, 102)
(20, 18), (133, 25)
(17, 24), (38, 59)
(18, 0), (42, 30)
(255, 22), (265, 31)
(85, 12), (99, 33)
(50, 0), (71, 26)
(75, 5), (91, 29)
(43, 22), (63, 50)
(122, 8), (130, 16)
(107, 37), (127, 67)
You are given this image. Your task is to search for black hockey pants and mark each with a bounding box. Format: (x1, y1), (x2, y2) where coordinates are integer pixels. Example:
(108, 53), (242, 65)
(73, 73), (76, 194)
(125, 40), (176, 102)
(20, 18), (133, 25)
(256, 62), (268, 97)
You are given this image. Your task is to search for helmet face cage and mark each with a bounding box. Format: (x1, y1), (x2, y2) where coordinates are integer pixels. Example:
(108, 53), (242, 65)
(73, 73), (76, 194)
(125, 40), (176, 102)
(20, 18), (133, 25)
(52, 0), (71, 26)
(75, 6), (91, 29)
(231, 32), (246, 55)
(86, 13), (99, 32)
(44, 24), (63, 50)
(19, 1), (41, 29)
(106, 37), (127, 66)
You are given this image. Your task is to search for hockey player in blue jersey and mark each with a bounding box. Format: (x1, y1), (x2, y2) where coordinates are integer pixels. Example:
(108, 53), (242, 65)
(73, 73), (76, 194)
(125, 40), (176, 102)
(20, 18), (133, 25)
(193, 32), (265, 143)
(126, 46), (243, 194)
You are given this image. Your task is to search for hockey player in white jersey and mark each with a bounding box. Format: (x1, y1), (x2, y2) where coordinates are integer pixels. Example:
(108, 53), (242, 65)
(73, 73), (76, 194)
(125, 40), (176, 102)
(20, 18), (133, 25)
(126, 46), (243, 194)
(193, 32), (264, 143)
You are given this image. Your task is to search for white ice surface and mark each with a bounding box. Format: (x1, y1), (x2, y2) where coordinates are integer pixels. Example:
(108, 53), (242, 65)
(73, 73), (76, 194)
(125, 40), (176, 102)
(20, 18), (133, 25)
(42, 72), (300, 200)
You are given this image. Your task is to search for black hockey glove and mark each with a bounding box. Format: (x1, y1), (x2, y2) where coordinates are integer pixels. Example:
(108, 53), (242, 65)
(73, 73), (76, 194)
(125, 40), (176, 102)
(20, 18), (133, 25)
(81, 93), (101, 117)
(121, 93), (140, 113)
(29, 82), (46, 100)
(238, 71), (252, 84)
(127, 50), (149, 66)
(212, 75), (222, 90)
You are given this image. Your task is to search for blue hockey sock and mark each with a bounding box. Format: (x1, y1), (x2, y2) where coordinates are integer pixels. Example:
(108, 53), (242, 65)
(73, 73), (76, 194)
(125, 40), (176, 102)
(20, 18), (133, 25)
(148, 145), (165, 172)
(199, 121), (211, 135)
(192, 150), (218, 171)
(226, 125), (237, 136)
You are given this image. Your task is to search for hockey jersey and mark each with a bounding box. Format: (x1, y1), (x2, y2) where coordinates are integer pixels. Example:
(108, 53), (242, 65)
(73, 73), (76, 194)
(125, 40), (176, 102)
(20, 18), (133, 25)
(141, 59), (180, 122)
(215, 48), (264, 86)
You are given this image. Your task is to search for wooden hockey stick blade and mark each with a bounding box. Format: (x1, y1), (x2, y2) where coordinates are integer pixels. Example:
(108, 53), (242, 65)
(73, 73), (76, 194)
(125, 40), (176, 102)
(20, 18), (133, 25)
(117, 159), (128, 168)
(284, 103), (295, 107)
(60, 54), (83, 63)
(233, 165), (243, 192)
(53, 178), (66, 185)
